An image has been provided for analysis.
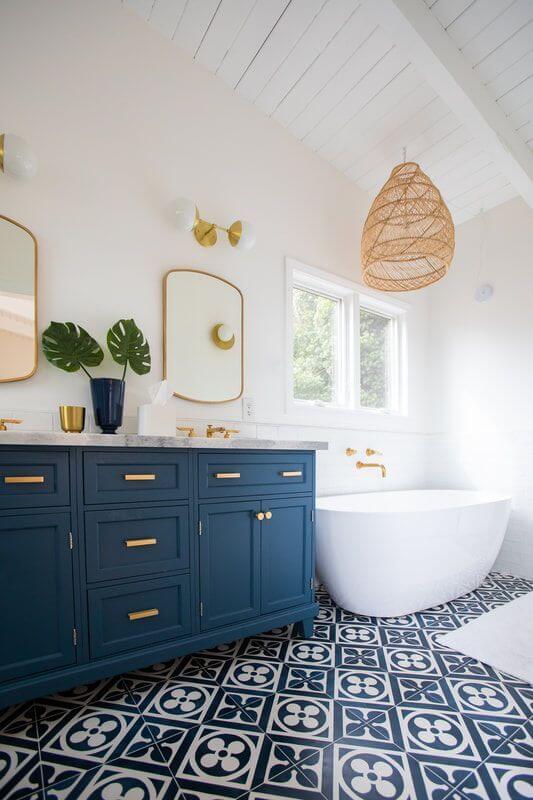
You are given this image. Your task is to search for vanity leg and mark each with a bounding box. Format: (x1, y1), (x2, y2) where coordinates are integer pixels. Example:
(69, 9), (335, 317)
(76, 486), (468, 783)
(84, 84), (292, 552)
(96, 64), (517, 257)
(296, 617), (314, 639)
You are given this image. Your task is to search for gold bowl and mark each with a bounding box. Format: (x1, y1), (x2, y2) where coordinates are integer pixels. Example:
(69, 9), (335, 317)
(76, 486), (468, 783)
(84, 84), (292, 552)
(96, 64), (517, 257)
(59, 406), (86, 433)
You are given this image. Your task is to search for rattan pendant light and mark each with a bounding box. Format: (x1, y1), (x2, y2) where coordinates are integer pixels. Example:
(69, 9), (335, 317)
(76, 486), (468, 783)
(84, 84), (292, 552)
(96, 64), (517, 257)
(361, 161), (455, 292)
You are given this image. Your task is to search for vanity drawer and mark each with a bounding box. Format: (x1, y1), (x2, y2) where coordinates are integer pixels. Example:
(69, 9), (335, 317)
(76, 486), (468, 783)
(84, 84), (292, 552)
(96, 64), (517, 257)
(198, 452), (313, 498)
(85, 506), (190, 583)
(83, 452), (188, 504)
(0, 451), (70, 509)
(88, 574), (191, 658)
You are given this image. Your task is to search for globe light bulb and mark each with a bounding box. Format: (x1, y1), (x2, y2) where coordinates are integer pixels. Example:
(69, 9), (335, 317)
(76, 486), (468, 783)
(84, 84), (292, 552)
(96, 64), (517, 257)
(0, 134), (38, 179)
(175, 197), (198, 232)
(228, 220), (256, 251)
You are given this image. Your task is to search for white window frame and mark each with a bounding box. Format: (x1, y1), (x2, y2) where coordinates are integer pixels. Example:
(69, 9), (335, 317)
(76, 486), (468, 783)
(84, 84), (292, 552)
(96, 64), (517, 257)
(286, 258), (409, 418)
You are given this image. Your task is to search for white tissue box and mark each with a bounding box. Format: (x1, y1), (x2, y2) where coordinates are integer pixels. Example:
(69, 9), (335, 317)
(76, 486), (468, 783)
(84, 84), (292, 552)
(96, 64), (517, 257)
(137, 404), (176, 437)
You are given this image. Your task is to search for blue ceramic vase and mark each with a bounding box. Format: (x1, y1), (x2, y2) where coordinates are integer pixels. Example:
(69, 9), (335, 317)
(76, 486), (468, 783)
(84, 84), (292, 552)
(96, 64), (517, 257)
(90, 378), (125, 434)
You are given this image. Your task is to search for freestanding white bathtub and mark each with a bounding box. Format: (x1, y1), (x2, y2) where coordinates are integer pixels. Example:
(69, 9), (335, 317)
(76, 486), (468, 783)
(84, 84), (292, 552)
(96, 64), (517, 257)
(316, 490), (511, 617)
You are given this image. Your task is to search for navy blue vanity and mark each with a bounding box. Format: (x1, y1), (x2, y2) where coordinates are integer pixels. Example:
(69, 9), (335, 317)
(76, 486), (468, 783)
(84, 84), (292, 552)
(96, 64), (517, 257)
(0, 441), (319, 708)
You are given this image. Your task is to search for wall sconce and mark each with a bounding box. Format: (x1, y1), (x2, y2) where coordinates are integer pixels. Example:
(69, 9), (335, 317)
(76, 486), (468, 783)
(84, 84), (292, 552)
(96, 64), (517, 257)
(0, 134), (38, 179)
(211, 323), (235, 350)
(175, 197), (255, 251)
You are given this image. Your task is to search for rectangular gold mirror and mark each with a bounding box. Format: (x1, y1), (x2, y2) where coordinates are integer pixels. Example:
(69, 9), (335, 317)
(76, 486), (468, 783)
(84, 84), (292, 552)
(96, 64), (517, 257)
(164, 269), (243, 403)
(0, 215), (37, 382)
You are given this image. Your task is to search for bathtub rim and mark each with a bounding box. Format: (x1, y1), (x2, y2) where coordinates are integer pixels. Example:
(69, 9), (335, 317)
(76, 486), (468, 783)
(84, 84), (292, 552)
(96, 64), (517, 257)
(316, 489), (512, 514)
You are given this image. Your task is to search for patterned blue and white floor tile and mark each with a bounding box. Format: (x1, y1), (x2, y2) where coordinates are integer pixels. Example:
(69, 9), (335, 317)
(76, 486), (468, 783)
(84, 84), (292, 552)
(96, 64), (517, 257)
(0, 571), (532, 799)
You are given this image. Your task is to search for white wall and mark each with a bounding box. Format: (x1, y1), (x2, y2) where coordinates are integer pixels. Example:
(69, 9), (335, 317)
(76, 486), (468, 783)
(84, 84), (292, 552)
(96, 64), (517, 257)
(0, 0), (430, 496)
(426, 197), (533, 578)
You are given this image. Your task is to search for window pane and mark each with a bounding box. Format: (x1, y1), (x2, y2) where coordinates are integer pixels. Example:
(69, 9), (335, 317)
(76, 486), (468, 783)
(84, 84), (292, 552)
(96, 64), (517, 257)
(293, 287), (339, 403)
(360, 307), (391, 409)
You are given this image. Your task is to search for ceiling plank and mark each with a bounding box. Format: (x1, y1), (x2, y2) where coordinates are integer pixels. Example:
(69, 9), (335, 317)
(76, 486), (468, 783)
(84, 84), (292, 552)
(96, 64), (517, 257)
(235, 0), (326, 102)
(172, 0), (221, 57)
(195, 0), (256, 73)
(361, 0), (533, 208)
(255, 0), (355, 116)
(148, 0), (188, 38)
(273, 6), (376, 127)
(215, 1), (290, 87)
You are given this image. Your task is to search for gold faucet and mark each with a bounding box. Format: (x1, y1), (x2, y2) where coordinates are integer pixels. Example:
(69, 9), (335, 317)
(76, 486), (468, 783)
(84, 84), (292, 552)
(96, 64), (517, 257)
(345, 448), (357, 457)
(206, 425), (226, 438)
(176, 426), (196, 437)
(366, 448), (383, 457)
(356, 461), (387, 478)
(0, 418), (22, 431)
(206, 424), (240, 438)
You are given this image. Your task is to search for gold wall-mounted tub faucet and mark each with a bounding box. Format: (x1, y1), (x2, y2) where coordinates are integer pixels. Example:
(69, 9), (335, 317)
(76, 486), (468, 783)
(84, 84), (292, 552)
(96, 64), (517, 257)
(356, 461), (387, 478)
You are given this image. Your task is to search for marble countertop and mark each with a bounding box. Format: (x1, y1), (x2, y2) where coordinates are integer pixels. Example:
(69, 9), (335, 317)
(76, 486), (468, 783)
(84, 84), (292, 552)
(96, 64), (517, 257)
(0, 431), (328, 450)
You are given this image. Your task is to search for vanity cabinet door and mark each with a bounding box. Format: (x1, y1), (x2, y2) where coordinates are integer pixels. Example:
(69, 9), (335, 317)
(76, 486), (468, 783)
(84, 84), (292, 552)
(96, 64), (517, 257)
(199, 501), (261, 631)
(260, 498), (313, 614)
(0, 512), (76, 683)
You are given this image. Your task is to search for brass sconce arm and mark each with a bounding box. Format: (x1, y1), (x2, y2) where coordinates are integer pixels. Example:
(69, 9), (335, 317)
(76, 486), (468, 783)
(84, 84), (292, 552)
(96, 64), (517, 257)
(175, 197), (255, 250)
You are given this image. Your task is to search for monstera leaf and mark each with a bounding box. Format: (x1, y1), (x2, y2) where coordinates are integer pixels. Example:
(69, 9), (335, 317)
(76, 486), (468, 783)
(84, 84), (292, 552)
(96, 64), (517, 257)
(42, 322), (104, 376)
(107, 318), (151, 378)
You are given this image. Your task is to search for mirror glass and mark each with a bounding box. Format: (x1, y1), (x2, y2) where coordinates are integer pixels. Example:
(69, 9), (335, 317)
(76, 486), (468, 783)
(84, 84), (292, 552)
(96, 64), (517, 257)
(0, 216), (37, 382)
(164, 269), (243, 403)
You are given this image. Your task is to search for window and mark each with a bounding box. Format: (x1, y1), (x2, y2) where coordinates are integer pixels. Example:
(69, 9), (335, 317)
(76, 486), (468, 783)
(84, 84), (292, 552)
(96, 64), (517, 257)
(287, 260), (406, 415)
(292, 286), (340, 404)
(360, 306), (395, 411)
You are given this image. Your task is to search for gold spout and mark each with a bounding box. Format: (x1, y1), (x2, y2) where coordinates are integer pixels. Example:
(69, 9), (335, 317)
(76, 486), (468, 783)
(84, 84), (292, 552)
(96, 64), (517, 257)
(177, 426), (196, 437)
(356, 461), (387, 478)
(0, 418), (22, 431)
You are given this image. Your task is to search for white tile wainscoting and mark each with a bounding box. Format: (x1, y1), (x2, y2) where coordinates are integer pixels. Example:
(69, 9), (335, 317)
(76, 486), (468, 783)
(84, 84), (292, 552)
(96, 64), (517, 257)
(427, 431), (533, 581)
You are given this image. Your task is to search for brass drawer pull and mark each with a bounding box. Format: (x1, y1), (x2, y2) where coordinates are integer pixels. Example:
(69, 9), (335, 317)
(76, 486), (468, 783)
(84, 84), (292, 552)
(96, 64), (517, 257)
(280, 471), (302, 478)
(265, 511), (273, 520)
(128, 608), (159, 621)
(4, 476), (45, 484)
(124, 474), (156, 481)
(214, 472), (241, 479)
(124, 538), (157, 548)
(255, 512), (265, 521)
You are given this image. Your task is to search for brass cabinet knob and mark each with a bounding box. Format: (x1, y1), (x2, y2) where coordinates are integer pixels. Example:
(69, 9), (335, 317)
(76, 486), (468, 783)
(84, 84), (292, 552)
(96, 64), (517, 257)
(255, 512), (265, 521)
(264, 511), (273, 520)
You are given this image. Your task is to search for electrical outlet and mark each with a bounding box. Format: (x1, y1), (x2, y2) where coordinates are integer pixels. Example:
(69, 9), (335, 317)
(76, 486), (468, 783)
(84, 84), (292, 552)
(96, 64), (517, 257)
(243, 396), (256, 420)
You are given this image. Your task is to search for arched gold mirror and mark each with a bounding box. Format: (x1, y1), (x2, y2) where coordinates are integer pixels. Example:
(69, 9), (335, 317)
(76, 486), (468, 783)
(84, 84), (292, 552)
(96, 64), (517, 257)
(163, 269), (243, 403)
(0, 215), (37, 382)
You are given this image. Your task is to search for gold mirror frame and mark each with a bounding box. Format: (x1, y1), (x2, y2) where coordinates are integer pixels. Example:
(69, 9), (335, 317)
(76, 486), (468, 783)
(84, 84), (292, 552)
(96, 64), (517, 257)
(0, 214), (38, 383)
(163, 268), (244, 403)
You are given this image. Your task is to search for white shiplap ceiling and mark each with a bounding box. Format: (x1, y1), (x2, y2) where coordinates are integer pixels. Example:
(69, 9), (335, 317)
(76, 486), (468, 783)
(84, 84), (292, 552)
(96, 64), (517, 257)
(125, 0), (533, 225)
